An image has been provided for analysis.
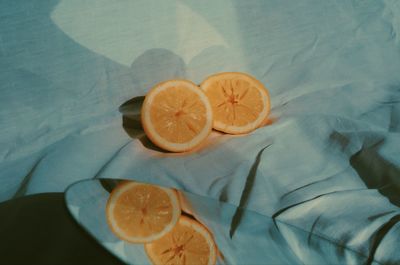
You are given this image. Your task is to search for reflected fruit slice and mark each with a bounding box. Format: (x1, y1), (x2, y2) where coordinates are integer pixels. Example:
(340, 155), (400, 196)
(200, 72), (270, 134)
(177, 190), (194, 216)
(141, 80), (213, 152)
(106, 181), (181, 243)
(145, 216), (217, 265)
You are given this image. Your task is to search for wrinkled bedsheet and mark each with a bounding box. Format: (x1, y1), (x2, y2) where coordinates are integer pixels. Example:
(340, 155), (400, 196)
(1, 0), (400, 264)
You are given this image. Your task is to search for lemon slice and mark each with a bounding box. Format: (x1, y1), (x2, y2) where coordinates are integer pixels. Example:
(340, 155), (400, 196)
(141, 80), (213, 152)
(145, 216), (217, 265)
(200, 72), (270, 134)
(106, 181), (181, 243)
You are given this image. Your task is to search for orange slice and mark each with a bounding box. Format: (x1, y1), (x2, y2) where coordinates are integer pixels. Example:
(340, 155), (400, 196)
(141, 80), (213, 152)
(106, 181), (181, 243)
(200, 72), (270, 134)
(145, 216), (217, 265)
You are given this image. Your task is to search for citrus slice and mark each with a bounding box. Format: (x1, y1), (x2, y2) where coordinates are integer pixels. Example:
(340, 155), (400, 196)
(141, 80), (213, 152)
(106, 181), (181, 243)
(200, 72), (270, 134)
(145, 216), (217, 265)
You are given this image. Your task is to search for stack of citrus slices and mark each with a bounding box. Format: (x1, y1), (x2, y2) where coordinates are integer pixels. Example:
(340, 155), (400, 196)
(141, 72), (271, 152)
(106, 181), (217, 265)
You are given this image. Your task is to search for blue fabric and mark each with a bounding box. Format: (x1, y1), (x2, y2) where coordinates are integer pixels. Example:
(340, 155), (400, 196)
(1, 0), (400, 264)
(65, 179), (304, 265)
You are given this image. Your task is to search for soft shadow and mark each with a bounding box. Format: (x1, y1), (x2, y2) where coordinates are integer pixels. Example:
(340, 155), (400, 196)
(350, 140), (400, 207)
(261, 116), (278, 127)
(119, 95), (168, 153)
(120, 48), (189, 153)
(0, 0), (147, 198)
(129, 48), (187, 94)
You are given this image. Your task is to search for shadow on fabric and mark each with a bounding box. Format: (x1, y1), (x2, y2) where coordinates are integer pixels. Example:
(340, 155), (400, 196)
(119, 48), (189, 153)
(350, 141), (400, 207)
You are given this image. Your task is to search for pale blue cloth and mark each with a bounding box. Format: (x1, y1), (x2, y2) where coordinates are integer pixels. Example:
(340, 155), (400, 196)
(1, 0), (400, 264)
(66, 179), (304, 265)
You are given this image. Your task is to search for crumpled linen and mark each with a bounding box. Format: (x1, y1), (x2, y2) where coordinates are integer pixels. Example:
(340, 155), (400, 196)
(1, 0), (400, 264)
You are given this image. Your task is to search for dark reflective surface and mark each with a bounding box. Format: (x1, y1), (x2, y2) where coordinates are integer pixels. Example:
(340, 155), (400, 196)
(0, 193), (122, 265)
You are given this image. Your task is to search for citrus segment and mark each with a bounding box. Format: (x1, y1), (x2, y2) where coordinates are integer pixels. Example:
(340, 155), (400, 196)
(200, 72), (270, 134)
(145, 216), (217, 265)
(106, 181), (181, 243)
(141, 80), (213, 152)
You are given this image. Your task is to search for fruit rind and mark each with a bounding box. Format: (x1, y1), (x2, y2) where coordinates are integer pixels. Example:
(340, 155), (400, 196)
(106, 182), (181, 243)
(144, 216), (217, 265)
(200, 72), (270, 134)
(141, 79), (213, 152)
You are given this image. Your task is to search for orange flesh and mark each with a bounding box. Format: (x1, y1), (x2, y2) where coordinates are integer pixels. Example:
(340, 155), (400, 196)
(205, 79), (264, 126)
(150, 86), (207, 143)
(113, 185), (173, 238)
(146, 219), (212, 265)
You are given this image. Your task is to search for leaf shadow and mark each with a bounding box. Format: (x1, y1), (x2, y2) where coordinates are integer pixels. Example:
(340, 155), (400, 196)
(349, 139), (400, 207)
(229, 143), (272, 238)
